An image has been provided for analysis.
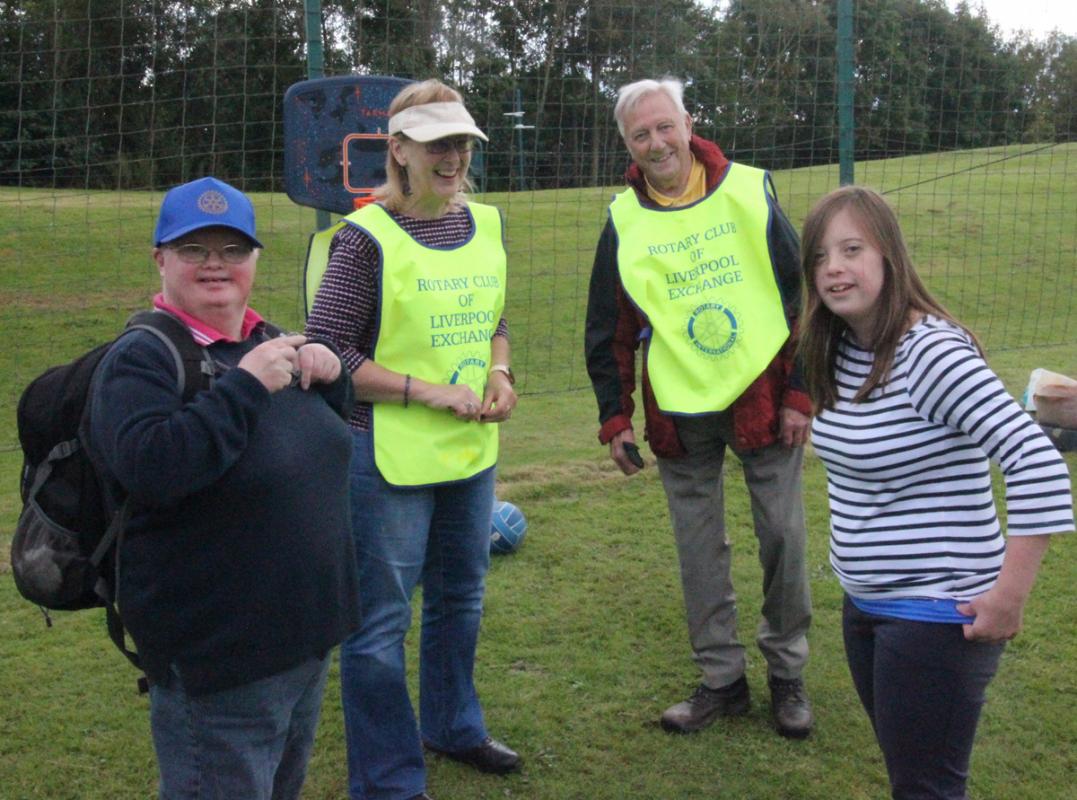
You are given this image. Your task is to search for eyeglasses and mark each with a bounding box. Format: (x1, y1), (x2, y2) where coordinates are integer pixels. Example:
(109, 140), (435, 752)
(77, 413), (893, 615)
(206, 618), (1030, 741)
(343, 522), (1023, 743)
(424, 136), (475, 156)
(168, 243), (254, 264)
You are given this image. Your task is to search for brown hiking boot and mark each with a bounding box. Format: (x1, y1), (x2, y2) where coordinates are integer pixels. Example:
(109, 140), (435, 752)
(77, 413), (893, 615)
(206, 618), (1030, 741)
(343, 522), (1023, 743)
(769, 676), (813, 739)
(659, 676), (750, 733)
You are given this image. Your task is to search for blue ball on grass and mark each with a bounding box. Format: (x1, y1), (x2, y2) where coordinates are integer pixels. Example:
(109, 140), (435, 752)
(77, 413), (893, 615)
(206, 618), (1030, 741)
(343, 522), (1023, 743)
(490, 500), (527, 554)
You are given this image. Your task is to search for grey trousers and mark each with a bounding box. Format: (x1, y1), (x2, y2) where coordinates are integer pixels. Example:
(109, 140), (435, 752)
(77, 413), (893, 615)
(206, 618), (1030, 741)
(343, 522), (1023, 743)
(656, 413), (811, 688)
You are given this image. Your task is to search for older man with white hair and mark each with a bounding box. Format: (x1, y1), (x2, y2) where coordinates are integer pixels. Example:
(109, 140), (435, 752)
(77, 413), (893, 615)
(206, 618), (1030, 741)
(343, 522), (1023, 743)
(584, 78), (814, 738)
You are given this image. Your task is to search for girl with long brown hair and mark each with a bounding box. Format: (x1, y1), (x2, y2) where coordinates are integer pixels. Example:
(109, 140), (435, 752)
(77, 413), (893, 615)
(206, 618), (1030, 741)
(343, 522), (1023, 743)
(800, 186), (1072, 800)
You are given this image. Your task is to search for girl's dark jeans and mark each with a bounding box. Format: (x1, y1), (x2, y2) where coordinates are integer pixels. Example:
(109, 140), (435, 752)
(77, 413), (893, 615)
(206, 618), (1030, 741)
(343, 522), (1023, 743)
(842, 595), (1005, 800)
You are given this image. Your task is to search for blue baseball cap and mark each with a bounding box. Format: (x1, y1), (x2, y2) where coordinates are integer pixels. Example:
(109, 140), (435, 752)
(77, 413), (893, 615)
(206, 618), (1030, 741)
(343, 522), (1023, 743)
(153, 177), (263, 247)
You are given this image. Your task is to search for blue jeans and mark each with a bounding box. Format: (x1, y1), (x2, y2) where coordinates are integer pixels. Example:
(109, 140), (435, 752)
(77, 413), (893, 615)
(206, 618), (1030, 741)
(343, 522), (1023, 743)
(842, 596), (1004, 800)
(341, 430), (494, 800)
(148, 655), (330, 800)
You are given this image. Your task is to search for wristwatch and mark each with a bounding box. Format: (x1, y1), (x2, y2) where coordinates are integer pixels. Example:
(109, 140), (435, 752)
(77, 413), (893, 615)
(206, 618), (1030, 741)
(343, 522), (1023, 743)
(489, 364), (515, 385)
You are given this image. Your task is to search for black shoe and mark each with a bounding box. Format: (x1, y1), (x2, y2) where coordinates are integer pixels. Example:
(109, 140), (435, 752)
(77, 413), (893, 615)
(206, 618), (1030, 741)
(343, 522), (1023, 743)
(659, 676), (751, 733)
(769, 676), (813, 739)
(425, 737), (521, 774)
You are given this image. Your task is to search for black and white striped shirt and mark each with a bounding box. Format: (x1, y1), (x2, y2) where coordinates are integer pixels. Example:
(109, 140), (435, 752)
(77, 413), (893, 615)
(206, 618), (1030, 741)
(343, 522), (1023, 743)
(811, 317), (1073, 601)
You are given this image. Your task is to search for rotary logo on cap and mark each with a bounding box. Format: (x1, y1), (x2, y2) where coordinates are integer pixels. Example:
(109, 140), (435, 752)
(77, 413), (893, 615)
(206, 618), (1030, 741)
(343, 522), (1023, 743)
(154, 177), (262, 247)
(197, 190), (229, 215)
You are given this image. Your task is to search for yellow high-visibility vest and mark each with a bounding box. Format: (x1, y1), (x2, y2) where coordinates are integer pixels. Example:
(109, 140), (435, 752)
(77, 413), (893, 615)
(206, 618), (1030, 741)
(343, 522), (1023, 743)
(610, 163), (789, 413)
(310, 202), (506, 486)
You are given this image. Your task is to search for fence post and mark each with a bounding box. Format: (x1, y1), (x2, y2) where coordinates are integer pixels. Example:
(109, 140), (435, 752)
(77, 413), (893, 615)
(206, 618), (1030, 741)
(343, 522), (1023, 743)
(837, 0), (855, 186)
(515, 88), (529, 190)
(303, 0), (332, 231)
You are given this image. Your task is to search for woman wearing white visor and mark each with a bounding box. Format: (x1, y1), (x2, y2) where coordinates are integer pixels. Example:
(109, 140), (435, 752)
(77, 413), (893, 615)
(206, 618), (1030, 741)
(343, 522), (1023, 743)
(306, 79), (519, 800)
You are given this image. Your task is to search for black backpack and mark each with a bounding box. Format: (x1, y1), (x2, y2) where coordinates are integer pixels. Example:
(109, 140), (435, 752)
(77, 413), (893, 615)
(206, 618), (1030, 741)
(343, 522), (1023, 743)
(12, 310), (214, 668)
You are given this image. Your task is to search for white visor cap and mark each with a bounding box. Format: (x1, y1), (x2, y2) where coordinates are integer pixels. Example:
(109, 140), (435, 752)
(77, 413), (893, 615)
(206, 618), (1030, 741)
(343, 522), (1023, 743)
(388, 102), (488, 143)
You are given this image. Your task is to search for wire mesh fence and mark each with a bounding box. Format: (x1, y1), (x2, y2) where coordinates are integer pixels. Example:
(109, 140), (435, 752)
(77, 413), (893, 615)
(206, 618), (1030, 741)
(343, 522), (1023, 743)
(1, 0), (1074, 446)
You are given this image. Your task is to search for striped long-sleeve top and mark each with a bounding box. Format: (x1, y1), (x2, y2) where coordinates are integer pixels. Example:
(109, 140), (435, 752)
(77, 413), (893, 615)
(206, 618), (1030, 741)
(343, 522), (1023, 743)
(811, 316), (1073, 601)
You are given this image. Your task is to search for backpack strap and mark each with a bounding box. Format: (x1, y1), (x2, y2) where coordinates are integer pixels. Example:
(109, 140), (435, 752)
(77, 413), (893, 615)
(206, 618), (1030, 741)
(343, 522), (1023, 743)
(125, 310), (215, 401)
(24, 438), (80, 499)
(92, 501), (142, 673)
(260, 320), (287, 339)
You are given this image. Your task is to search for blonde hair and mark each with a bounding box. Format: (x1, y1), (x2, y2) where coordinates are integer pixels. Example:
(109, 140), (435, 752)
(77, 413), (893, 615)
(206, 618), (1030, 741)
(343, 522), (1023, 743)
(376, 79), (474, 212)
(798, 186), (981, 412)
(614, 78), (688, 137)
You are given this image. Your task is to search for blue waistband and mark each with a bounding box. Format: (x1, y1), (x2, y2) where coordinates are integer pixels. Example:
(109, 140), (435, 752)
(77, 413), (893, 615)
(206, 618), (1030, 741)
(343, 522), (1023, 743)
(849, 595), (974, 624)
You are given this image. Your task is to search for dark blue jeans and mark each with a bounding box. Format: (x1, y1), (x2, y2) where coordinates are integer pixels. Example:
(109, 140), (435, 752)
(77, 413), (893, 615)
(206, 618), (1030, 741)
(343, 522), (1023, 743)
(340, 430), (495, 800)
(842, 596), (1005, 800)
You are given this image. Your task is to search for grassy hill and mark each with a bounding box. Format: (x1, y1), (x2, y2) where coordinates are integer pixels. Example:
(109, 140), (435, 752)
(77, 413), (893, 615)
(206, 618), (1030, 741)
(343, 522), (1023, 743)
(0, 144), (1074, 798)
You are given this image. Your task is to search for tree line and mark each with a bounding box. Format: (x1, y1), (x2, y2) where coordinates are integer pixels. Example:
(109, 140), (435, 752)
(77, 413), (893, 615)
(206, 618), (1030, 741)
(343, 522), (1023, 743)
(1, 0), (1073, 192)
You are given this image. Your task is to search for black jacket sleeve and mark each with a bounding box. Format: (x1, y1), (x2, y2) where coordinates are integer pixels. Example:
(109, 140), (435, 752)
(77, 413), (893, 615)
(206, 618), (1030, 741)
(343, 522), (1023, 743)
(765, 178), (803, 316)
(584, 218), (639, 431)
(765, 181), (807, 393)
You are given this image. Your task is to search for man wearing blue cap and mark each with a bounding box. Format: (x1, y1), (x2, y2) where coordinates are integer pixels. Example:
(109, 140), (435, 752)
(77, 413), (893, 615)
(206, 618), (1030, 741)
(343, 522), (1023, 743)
(87, 177), (361, 799)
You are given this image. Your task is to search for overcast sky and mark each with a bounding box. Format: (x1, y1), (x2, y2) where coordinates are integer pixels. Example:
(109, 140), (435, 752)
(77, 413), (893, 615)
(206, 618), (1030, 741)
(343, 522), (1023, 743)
(947, 0), (1076, 39)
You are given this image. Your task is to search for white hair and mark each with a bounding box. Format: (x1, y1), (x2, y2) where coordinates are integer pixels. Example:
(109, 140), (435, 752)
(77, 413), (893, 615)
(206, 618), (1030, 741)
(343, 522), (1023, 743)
(614, 78), (688, 137)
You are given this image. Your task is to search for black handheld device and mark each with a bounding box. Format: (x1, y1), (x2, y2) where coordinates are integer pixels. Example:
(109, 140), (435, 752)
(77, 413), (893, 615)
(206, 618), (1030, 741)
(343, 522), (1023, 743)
(622, 441), (644, 469)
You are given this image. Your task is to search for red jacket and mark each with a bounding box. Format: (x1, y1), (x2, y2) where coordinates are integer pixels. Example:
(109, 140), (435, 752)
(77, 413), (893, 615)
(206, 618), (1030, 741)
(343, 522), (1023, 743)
(584, 136), (811, 457)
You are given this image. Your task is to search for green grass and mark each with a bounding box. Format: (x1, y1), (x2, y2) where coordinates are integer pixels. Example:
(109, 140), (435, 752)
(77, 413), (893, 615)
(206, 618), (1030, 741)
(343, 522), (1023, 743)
(1, 142), (1074, 431)
(0, 146), (1075, 798)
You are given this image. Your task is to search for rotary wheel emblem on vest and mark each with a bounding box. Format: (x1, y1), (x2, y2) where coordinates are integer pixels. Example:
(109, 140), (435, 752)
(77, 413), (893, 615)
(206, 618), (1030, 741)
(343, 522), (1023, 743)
(448, 353), (488, 394)
(687, 302), (739, 357)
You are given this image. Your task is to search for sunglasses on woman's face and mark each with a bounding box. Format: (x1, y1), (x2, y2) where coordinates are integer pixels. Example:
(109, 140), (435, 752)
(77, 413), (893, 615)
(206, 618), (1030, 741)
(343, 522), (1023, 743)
(424, 136), (474, 156)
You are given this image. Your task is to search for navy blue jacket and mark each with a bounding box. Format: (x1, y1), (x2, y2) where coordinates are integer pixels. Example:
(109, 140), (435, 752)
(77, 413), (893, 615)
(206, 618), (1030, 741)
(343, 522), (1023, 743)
(88, 322), (360, 695)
